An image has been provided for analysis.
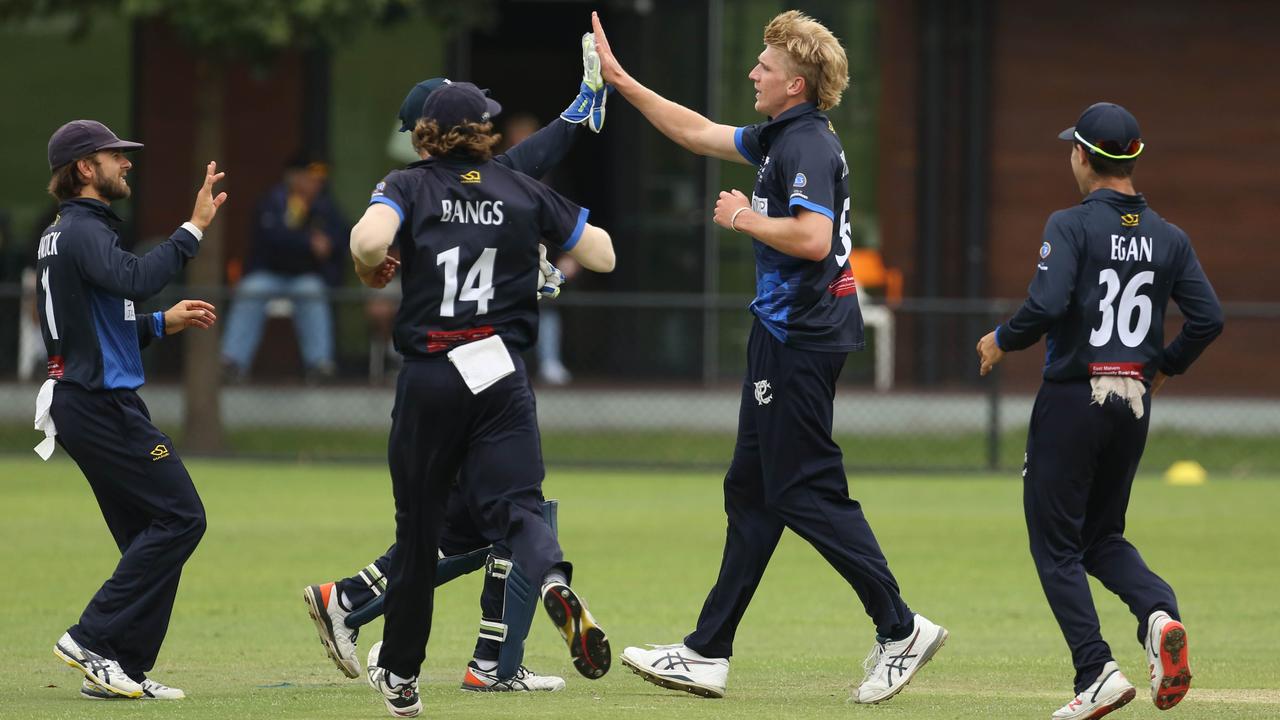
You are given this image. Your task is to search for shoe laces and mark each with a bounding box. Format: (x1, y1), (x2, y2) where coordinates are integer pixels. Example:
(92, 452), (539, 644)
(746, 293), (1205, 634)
(860, 641), (887, 682)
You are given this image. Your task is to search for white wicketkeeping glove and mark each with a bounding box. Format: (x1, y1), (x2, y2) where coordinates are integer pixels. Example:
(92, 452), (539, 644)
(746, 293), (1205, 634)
(537, 243), (565, 300)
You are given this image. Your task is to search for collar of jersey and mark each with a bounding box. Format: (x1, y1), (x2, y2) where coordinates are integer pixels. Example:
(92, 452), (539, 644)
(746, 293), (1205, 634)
(61, 197), (124, 224)
(1082, 188), (1146, 209)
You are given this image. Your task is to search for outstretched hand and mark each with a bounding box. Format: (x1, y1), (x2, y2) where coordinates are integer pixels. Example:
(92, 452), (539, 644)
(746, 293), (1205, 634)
(591, 11), (627, 86)
(189, 161), (228, 232)
(164, 299), (217, 335)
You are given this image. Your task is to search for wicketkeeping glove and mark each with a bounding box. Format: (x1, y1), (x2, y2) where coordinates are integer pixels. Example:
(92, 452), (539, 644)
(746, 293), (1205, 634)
(537, 243), (565, 300)
(560, 32), (610, 133)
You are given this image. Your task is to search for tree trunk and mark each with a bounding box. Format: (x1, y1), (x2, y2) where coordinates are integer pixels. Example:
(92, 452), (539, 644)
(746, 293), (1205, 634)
(183, 60), (227, 453)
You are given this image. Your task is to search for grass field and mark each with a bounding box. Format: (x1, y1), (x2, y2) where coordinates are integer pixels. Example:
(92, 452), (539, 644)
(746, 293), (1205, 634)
(2, 457), (1277, 719)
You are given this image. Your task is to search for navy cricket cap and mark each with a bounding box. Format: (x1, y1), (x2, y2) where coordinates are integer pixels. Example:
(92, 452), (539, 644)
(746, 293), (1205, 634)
(48, 119), (143, 171)
(397, 77), (451, 132)
(421, 81), (502, 130)
(1058, 102), (1144, 160)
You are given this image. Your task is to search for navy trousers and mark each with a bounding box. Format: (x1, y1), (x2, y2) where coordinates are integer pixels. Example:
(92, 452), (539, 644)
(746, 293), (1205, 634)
(1024, 380), (1179, 693)
(684, 320), (913, 659)
(51, 384), (206, 680)
(379, 354), (565, 678)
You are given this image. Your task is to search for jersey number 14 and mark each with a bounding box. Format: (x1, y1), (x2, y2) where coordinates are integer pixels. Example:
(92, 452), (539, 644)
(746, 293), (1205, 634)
(1089, 269), (1154, 348)
(437, 246), (496, 317)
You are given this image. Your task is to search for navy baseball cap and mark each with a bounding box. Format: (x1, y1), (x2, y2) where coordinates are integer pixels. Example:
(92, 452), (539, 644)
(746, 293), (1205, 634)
(421, 81), (502, 130)
(1058, 102), (1144, 160)
(48, 120), (143, 171)
(397, 77), (451, 132)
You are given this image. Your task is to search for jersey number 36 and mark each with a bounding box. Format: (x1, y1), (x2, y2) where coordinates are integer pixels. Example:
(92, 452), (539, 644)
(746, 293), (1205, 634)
(1089, 268), (1154, 348)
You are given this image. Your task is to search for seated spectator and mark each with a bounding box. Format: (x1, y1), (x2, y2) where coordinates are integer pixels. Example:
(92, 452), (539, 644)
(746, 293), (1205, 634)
(220, 155), (347, 383)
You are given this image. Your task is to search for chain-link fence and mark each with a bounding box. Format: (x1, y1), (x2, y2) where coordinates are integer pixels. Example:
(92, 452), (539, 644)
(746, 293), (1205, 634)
(3, 282), (1278, 476)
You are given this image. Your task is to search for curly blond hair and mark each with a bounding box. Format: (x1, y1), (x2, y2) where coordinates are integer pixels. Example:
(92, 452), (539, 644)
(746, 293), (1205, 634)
(763, 10), (849, 111)
(412, 119), (502, 162)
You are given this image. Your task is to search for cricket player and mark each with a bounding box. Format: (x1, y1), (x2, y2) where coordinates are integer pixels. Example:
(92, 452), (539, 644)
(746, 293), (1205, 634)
(37, 120), (226, 700)
(349, 81), (616, 718)
(303, 36), (608, 694)
(591, 10), (947, 703)
(976, 102), (1223, 719)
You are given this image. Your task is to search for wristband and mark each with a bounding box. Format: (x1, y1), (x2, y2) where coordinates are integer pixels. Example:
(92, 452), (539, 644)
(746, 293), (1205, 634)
(729, 207), (750, 232)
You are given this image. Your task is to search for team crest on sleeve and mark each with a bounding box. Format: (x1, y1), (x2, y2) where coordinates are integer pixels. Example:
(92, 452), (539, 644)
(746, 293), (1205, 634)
(792, 172), (807, 188)
(1039, 241), (1051, 259)
(372, 181), (386, 197)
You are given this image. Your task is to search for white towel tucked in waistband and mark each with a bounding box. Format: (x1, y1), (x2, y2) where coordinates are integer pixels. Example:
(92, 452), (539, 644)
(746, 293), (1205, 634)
(1089, 375), (1146, 419)
(33, 378), (57, 460)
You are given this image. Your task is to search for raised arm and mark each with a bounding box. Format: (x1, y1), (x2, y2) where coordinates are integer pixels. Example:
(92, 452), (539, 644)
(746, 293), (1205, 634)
(593, 12), (747, 164)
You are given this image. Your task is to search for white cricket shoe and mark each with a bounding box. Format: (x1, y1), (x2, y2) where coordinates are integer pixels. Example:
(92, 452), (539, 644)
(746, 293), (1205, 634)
(460, 661), (566, 692)
(80, 677), (185, 700)
(620, 643), (729, 698)
(367, 641), (422, 718)
(53, 632), (143, 698)
(853, 614), (949, 704)
(1146, 611), (1192, 710)
(1052, 661), (1137, 720)
(303, 582), (361, 678)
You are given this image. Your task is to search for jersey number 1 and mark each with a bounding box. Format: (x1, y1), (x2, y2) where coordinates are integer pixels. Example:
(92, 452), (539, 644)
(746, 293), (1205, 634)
(1089, 269), (1153, 348)
(437, 247), (496, 317)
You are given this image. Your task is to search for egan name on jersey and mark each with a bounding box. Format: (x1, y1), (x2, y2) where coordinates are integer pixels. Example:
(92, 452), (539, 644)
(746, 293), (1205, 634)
(441, 199), (504, 226)
(1110, 234), (1152, 262)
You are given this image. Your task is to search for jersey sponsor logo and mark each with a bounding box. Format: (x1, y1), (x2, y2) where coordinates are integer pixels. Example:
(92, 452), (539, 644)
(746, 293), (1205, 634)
(46, 355), (64, 379)
(426, 325), (495, 354)
(1120, 212), (1140, 227)
(1088, 362), (1144, 378)
(792, 172), (807, 188)
(1110, 234), (1153, 262)
(753, 379), (773, 406)
(1039, 241), (1051, 259)
(756, 154), (772, 182)
(37, 231), (61, 259)
(150, 443), (170, 461)
(828, 267), (858, 297)
(460, 170), (482, 184)
(751, 193), (768, 215)
(441, 199), (505, 226)
(123, 299), (135, 321)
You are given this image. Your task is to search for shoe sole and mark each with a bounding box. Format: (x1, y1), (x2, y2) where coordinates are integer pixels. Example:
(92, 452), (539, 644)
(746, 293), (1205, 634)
(619, 653), (725, 699)
(542, 584), (611, 679)
(856, 626), (950, 704)
(53, 643), (143, 699)
(1078, 686), (1137, 720)
(383, 698), (422, 718)
(303, 585), (360, 679)
(1153, 622), (1192, 710)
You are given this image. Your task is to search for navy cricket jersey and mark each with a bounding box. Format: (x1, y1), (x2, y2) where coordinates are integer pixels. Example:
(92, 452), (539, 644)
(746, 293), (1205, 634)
(36, 199), (196, 390)
(996, 189), (1224, 382)
(370, 157), (588, 357)
(733, 102), (863, 352)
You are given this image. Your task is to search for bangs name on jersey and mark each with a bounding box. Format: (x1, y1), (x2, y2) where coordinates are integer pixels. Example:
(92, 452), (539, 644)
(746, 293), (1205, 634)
(441, 199), (505, 226)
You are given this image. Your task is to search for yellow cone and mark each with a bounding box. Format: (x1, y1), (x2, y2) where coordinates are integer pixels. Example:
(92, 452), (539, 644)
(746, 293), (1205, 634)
(1164, 460), (1207, 486)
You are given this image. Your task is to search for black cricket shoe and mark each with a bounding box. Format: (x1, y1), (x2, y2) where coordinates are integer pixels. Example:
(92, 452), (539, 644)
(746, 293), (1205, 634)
(541, 581), (611, 679)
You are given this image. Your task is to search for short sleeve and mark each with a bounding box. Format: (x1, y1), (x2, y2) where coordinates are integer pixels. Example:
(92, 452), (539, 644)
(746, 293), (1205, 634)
(734, 124), (764, 166)
(369, 171), (411, 223)
(778, 143), (837, 222)
(528, 181), (588, 251)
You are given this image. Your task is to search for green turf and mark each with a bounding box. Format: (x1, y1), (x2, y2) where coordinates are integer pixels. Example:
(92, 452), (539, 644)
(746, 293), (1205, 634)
(3, 458), (1277, 718)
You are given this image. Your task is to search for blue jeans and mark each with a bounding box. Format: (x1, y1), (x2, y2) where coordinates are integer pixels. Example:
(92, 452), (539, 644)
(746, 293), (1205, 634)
(220, 271), (334, 372)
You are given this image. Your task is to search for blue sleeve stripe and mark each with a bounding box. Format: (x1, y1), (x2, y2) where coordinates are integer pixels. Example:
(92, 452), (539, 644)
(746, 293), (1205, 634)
(562, 207), (590, 252)
(788, 197), (835, 221)
(152, 311), (165, 339)
(370, 196), (405, 223)
(734, 127), (759, 165)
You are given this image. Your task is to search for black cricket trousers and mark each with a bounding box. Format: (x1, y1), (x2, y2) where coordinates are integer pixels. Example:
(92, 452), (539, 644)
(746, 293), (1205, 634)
(379, 353), (565, 679)
(1024, 379), (1179, 693)
(51, 383), (206, 680)
(684, 320), (913, 659)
